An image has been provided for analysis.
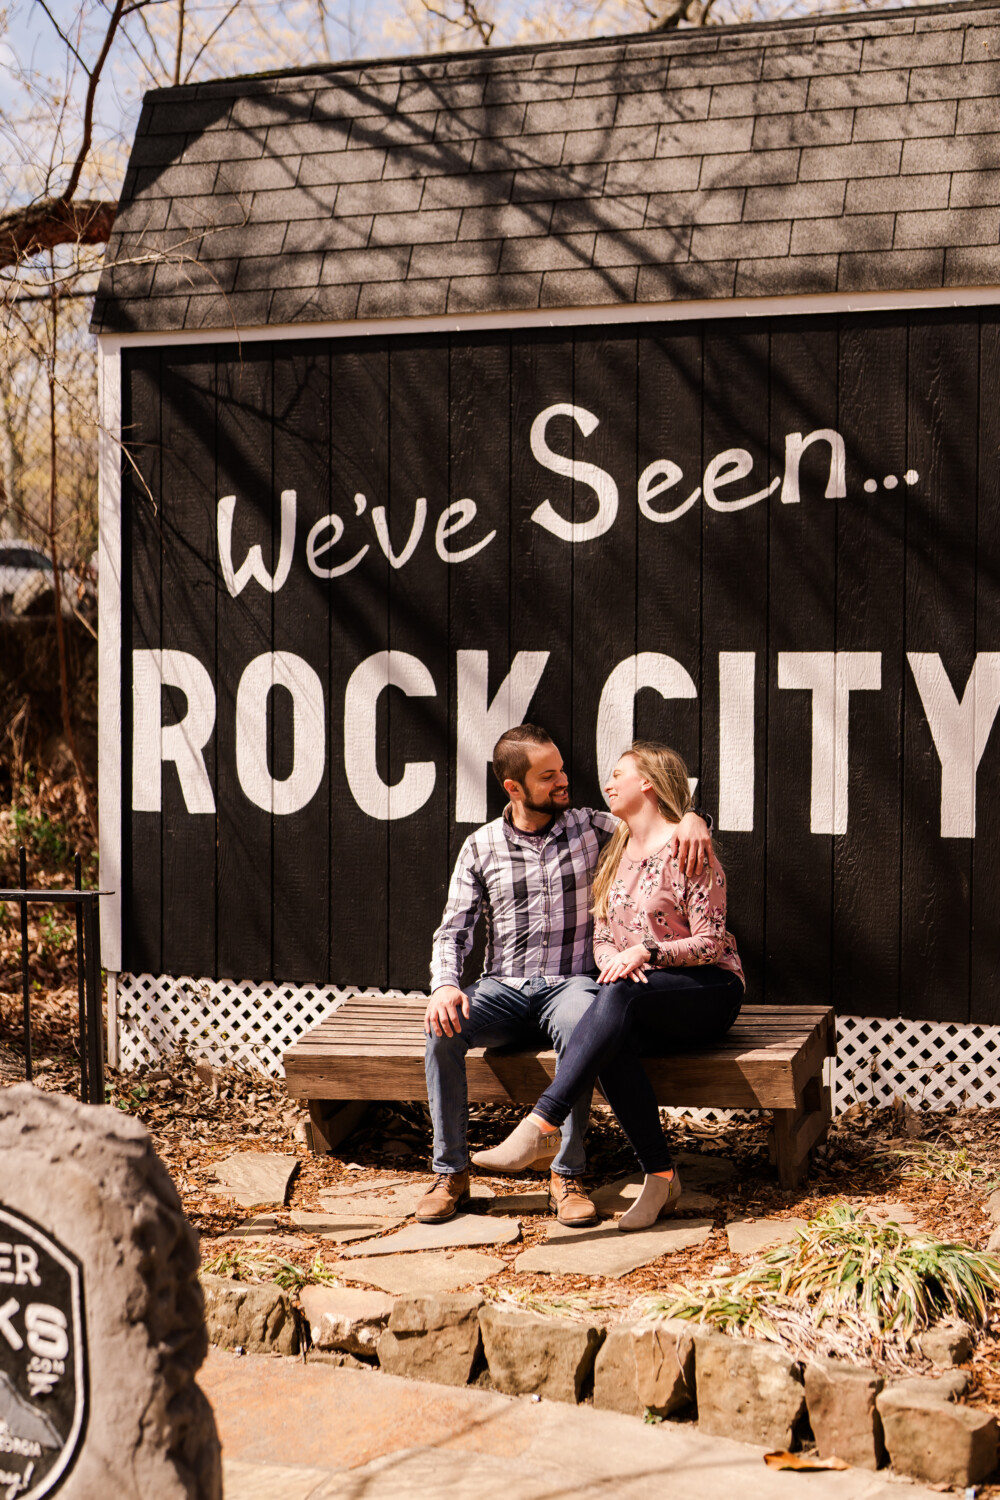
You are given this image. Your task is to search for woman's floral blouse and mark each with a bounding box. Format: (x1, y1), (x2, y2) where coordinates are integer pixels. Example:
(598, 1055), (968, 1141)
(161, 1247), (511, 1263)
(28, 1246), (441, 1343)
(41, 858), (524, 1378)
(593, 843), (745, 988)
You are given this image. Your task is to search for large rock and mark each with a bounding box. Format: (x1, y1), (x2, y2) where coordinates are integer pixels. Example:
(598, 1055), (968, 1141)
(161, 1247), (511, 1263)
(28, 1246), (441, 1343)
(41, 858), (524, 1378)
(0, 1085), (220, 1499)
(593, 1319), (695, 1419)
(910, 1319), (974, 1367)
(877, 1383), (998, 1487)
(200, 1276), (298, 1356)
(478, 1305), (604, 1404)
(803, 1359), (885, 1470)
(377, 1293), (483, 1386)
(299, 1285), (391, 1357)
(694, 1330), (806, 1449)
(887, 1370), (969, 1401)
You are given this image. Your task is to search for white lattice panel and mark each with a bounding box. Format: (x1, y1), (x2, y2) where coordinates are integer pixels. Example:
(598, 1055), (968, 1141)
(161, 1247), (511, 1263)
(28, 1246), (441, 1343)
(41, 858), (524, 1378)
(114, 976), (1000, 1112)
(831, 1013), (1000, 1112)
(114, 973), (428, 1075)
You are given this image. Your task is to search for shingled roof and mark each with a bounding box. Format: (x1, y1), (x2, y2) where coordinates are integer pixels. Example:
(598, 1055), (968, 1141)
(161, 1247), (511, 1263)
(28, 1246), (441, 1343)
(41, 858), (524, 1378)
(93, 0), (1000, 334)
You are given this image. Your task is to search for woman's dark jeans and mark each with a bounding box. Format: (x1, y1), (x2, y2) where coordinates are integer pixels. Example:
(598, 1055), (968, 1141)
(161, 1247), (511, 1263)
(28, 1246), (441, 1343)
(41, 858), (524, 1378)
(533, 966), (744, 1174)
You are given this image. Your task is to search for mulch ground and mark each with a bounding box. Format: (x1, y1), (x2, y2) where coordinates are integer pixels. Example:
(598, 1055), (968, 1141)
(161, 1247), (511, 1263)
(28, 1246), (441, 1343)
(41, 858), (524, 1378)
(3, 976), (1000, 1492)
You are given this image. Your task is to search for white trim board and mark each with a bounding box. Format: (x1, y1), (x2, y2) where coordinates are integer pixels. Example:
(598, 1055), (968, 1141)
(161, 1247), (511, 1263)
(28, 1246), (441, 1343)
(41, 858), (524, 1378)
(96, 282), (1000, 355)
(98, 341), (122, 971)
(94, 278), (1000, 972)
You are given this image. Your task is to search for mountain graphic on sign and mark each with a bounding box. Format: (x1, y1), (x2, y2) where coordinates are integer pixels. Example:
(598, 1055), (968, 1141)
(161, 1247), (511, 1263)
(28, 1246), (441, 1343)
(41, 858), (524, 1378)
(0, 1371), (61, 1448)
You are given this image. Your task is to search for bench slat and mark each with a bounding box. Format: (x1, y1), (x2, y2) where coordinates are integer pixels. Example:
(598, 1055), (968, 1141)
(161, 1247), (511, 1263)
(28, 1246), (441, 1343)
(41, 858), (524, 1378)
(283, 994), (835, 1112)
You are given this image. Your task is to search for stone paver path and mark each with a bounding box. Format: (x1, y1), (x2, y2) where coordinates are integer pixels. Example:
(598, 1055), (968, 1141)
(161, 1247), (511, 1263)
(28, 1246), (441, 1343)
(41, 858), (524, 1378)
(288, 1213), (405, 1243)
(336, 1249), (505, 1294)
(321, 1175), (401, 1195)
(318, 1180), (493, 1217)
(593, 1173), (717, 1216)
(340, 1214), (521, 1257)
(725, 1216), (808, 1255)
(674, 1151), (736, 1189)
(864, 1202), (922, 1231)
(515, 1217), (712, 1277)
(317, 1187), (430, 1216)
(206, 1351), (937, 1500)
(210, 1152), (298, 1208)
(486, 1191), (550, 1215)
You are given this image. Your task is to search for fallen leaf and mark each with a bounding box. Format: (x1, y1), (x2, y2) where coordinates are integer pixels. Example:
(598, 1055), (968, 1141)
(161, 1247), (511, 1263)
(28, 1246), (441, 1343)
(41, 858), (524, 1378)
(764, 1452), (850, 1472)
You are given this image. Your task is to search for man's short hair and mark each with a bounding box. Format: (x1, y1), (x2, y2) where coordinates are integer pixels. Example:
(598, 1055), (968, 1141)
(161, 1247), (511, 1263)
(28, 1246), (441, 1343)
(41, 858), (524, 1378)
(492, 724), (554, 787)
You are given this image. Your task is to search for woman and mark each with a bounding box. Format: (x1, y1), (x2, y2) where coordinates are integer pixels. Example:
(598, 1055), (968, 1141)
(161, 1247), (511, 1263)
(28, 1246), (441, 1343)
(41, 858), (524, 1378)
(473, 742), (744, 1231)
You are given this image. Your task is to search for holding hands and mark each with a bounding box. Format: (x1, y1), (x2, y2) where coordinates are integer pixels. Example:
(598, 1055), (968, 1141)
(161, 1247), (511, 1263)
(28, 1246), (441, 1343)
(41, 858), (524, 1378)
(597, 942), (650, 985)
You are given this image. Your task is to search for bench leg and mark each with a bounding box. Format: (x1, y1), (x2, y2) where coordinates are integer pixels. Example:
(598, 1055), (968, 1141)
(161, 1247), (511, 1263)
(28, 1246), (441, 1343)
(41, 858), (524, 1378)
(772, 1081), (832, 1191)
(306, 1099), (368, 1155)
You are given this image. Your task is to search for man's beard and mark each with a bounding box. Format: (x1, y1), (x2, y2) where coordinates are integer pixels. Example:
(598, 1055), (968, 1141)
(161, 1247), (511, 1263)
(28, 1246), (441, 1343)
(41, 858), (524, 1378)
(523, 789), (570, 816)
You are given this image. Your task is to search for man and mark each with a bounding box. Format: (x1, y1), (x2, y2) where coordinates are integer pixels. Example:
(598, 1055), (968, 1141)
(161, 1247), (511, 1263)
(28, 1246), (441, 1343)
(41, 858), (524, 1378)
(416, 723), (710, 1226)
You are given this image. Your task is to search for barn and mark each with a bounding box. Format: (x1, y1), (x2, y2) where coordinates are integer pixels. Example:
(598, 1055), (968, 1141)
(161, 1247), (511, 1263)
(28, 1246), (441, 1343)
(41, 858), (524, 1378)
(94, 0), (1000, 1112)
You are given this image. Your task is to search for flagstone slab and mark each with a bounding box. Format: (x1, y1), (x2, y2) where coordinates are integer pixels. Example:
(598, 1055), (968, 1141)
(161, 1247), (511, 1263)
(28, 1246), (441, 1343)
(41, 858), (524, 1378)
(515, 1217), (712, 1277)
(209, 1152), (299, 1207)
(864, 1202), (922, 1231)
(317, 1180), (493, 1218)
(988, 1190), (1000, 1225)
(215, 1218), (304, 1248)
(321, 1176), (403, 1196)
(725, 1216), (807, 1255)
(288, 1212), (405, 1243)
(593, 1174), (717, 1216)
(336, 1250), (505, 1295)
(341, 1213), (520, 1257)
(487, 1192), (550, 1215)
(675, 1152), (736, 1190)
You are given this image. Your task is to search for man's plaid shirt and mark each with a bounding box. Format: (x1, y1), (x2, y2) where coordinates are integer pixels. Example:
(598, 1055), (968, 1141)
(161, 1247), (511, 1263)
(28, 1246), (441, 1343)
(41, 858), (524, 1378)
(430, 805), (618, 990)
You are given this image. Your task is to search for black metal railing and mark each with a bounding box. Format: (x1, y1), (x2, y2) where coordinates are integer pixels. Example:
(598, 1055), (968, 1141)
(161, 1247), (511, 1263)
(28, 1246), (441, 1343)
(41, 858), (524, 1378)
(1, 849), (106, 1103)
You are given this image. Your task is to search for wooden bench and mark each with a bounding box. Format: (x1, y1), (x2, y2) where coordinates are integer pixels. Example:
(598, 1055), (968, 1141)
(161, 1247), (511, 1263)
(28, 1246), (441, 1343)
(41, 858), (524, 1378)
(283, 998), (836, 1190)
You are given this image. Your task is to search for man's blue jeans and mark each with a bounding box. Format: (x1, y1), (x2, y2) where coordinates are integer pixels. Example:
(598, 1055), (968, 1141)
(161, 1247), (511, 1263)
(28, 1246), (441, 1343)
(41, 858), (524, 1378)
(425, 975), (598, 1178)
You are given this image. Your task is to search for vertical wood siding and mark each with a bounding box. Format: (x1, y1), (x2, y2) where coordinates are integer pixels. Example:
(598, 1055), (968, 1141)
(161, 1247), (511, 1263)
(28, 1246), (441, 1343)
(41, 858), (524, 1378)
(122, 310), (1000, 1024)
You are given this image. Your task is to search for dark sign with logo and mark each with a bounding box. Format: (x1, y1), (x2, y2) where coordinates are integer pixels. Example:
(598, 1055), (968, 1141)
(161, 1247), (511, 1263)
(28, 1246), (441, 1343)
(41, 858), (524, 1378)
(0, 1208), (86, 1498)
(120, 310), (1000, 1026)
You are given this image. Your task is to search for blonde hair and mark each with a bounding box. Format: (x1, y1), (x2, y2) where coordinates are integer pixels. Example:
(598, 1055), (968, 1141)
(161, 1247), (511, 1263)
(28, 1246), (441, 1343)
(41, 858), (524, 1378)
(592, 741), (694, 921)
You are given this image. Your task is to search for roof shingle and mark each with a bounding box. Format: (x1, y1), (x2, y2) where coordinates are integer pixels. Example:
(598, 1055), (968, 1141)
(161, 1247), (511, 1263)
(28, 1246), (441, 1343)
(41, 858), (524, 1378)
(93, 0), (1000, 334)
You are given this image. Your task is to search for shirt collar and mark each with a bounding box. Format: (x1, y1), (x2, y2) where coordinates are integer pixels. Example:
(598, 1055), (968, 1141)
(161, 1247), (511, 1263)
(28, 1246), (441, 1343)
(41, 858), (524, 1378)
(502, 803), (567, 844)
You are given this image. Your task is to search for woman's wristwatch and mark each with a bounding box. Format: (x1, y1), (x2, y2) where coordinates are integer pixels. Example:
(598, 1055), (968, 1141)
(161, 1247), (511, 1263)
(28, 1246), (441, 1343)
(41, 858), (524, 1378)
(642, 937), (660, 964)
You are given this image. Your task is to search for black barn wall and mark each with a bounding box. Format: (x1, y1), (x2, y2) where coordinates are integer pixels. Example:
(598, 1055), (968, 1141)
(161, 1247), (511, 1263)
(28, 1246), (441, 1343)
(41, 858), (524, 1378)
(120, 310), (1000, 1024)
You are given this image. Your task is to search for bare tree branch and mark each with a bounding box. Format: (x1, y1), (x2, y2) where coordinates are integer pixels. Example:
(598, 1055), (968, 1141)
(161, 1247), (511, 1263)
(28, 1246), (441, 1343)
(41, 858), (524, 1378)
(173, 0), (186, 85)
(0, 199), (116, 273)
(182, 0), (248, 84)
(32, 0), (89, 72)
(418, 0), (495, 45)
(62, 0), (129, 202)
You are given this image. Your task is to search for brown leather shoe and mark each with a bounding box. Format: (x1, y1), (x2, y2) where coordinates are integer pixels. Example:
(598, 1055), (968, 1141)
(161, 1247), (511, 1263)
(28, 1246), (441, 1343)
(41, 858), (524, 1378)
(415, 1170), (471, 1223)
(549, 1172), (598, 1227)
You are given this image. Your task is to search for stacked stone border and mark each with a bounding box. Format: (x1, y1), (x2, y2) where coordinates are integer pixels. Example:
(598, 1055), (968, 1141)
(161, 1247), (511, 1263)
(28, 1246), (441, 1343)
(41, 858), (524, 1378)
(202, 1276), (998, 1490)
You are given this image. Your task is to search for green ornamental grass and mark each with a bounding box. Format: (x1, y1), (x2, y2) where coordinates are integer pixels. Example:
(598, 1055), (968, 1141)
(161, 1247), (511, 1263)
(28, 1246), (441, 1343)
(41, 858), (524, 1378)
(639, 1205), (1000, 1367)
